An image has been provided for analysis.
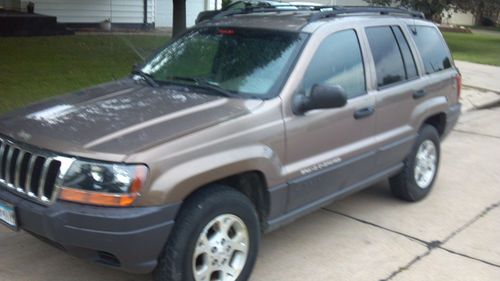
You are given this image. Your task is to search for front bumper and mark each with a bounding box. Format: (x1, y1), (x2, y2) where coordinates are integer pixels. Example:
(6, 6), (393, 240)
(0, 186), (180, 273)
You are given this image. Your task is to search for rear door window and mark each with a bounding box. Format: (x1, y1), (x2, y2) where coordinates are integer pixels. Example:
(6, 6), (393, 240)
(408, 25), (452, 74)
(365, 26), (418, 88)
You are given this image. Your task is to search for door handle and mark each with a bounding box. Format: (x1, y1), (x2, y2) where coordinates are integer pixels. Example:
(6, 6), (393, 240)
(413, 89), (427, 99)
(354, 107), (375, 120)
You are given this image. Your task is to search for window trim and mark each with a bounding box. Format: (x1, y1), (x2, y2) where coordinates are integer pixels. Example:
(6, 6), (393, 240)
(391, 25), (419, 81)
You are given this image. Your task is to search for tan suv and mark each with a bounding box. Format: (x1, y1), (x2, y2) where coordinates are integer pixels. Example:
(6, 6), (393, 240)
(0, 6), (461, 281)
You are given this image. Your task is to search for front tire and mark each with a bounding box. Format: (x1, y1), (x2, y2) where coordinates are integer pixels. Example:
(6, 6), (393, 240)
(153, 185), (260, 281)
(389, 125), (441, 202)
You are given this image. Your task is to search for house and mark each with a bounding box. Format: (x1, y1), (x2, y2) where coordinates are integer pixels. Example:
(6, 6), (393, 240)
(282, 0), (479, 26)
(1, 0), (221, 29)
(442, 10), (475, 26)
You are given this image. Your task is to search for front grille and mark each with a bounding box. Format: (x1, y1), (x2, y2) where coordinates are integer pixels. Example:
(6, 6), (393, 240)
(0, 138), (62, 204)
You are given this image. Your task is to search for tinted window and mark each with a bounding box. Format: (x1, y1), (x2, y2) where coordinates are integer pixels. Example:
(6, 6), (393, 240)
(392, 27), (418, 79)
(303, 30), (365, 99)
(366, 26), (407, 88)
(409, 25), (452, 74)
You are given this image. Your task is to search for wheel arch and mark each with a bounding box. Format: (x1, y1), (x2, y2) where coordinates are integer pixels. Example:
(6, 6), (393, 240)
(146, 146), (283, 226)
(421, 112), (447, 137)
(194, 171), (271, 229)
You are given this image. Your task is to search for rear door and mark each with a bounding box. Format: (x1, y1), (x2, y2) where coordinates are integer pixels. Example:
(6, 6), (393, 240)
(283, 29), (377, 211)
(363, 24), (428, 170)
(408, 25), (458, 105)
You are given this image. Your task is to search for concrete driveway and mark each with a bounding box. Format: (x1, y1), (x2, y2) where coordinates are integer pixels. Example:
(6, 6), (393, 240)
(1, 113), (499, 281)
(1, 66), (500, 281)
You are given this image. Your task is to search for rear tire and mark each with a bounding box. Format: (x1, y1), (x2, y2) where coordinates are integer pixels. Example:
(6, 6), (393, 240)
(153, 185), (260, 281)
(389, 125), (440, 202)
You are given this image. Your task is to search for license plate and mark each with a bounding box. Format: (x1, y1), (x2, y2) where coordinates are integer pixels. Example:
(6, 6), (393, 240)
(0, 200), (18, 231)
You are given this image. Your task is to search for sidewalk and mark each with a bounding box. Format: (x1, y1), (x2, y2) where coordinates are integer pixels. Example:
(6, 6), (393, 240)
(456, 60), (500, 111)
(456, 60), (500, 93)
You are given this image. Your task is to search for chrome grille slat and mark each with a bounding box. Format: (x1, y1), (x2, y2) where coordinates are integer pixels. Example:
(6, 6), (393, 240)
(0, 142), (5, 179)
(25, 154), (37, 195)
(15, 150), (25, 188)
(5, 146), (15, 185)
(0, 137), (66, 205)
(38, 158), (53, 200)
(1, 143), (9, 180)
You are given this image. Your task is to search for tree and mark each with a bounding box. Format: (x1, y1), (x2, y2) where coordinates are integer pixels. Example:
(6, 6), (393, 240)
(366, 0), (454, 21)
(453, 0), (500, 25)
(172, 0), (186, 38)
(366, 0), (500, 23)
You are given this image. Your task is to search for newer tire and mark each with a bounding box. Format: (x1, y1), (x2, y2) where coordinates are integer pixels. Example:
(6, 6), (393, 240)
(389, 125), (441, 202)
(154, 185), (260, 281)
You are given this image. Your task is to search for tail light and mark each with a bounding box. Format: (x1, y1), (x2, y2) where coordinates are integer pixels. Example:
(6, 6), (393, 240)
(456, 73), (462, 99)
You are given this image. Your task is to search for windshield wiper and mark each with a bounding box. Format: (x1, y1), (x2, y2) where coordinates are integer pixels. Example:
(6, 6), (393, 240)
(132, 70), (159, 88)
(165, 76), (238, 98)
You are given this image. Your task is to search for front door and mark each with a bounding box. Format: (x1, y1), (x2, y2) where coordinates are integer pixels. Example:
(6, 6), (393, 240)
(283, 29), (377, 211)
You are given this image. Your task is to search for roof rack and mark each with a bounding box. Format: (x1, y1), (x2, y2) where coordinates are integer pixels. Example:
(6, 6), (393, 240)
(211, 6), (301, 21)
(308, 6), (425, 22)
(209, 5), (425, 23)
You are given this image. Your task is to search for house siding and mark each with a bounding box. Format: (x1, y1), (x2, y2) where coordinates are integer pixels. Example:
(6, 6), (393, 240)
(13, 0), (210, 28)
(20, 0), (154, 24)
(443, 11), (475, 26)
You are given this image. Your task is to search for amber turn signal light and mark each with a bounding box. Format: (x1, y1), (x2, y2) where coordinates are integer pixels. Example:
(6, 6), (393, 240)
(58, 188), (138, 207)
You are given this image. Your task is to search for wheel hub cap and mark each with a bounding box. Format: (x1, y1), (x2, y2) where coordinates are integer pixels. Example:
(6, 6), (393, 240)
(193, 214), (249, 281)
(414, 140), (437, 189)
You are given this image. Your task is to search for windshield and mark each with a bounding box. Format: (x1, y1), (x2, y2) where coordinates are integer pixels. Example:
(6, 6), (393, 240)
(141, 27), (306, 98)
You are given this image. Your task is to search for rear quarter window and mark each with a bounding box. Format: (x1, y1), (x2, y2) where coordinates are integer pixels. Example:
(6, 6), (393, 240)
(408, 25), (452, 74)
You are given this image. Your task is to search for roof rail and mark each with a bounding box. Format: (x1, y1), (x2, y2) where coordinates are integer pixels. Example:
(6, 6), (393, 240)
(308, 6), (425, 22)
(209, 5), (425, 23)
(211, 6), (301, 21)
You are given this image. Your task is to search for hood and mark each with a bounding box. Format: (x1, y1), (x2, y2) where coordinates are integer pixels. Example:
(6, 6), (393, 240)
(0, 78), (263, 161)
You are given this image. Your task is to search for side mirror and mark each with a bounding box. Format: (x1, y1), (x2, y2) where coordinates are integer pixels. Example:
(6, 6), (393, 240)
(293, 84), (348, 114)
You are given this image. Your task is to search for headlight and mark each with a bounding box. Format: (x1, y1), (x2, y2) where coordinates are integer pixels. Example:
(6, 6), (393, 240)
(58, 160), (148, 207)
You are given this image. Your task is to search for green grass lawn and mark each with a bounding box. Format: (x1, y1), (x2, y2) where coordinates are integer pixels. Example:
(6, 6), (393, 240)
(1, 32), (499, 115)
(443, 31), (500, 66)
(466, 25), (500, 32)
(0, 35), (168, 114)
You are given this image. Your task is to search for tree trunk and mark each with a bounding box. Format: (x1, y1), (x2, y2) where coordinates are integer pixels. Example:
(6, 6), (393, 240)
(172, 0), (186, 38)
(475, 2), (484, 25)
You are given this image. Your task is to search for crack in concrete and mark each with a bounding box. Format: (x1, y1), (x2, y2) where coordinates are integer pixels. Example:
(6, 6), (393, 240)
(440, 246), (500, 269)
(439, 202), (499, 245)
(323, 201), (500, 280)
(378, 250), (433, 281)
(321, 208), (429, 248)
